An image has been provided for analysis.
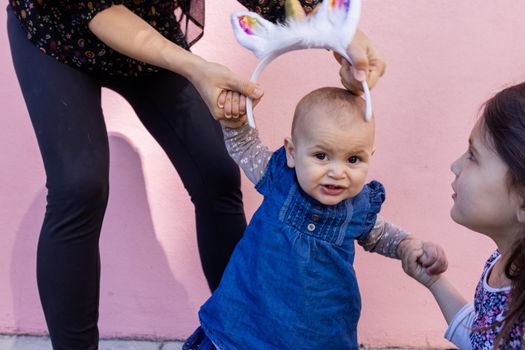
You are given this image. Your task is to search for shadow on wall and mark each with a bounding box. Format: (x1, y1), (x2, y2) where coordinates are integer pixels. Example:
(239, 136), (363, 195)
(10, 132), (192, 339)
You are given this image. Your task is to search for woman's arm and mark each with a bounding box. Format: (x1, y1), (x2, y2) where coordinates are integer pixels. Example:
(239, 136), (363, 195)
(88, 5), (198, 76)
(88, 5), (263, 119)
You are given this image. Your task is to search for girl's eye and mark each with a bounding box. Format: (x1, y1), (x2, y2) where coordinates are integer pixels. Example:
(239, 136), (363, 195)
(314, 153), (327, 160)
(466, 150), (475, 161)
(348, 156), (360, 164)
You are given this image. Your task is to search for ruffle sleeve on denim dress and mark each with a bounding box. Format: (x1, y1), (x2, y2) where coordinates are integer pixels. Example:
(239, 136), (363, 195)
(358, 180), (386, 239)
(255, 145), (288, 196)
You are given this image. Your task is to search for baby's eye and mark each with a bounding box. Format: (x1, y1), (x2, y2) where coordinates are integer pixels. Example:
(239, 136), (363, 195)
(314, 153), (327, 160)
(466, 150), (476, 161)
(348, 156), (360, 164)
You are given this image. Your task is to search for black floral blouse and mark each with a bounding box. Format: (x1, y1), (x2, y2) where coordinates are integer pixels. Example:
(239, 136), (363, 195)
(8, 0), (321, 77)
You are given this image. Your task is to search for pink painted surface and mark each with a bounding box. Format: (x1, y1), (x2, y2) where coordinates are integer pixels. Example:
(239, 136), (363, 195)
(1, 1), (525, 347)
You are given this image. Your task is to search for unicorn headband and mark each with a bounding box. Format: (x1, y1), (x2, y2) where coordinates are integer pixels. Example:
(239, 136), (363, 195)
(232, 0), (372, 129)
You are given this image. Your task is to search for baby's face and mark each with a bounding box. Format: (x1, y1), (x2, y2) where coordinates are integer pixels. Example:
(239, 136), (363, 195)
(285, 105), (375, 206)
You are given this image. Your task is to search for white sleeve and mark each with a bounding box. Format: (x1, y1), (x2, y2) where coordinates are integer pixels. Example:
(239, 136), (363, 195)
(444, 303), (475, 350)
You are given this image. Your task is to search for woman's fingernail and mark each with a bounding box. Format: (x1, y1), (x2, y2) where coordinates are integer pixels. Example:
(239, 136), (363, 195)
(253, 88), (263, 98)
(354, 70), (367, 82)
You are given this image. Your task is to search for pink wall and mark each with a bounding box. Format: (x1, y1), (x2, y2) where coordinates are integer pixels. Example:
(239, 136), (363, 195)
(2, 1), (525, 347)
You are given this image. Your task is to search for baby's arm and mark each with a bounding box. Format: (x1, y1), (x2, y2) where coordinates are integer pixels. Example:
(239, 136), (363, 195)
(358, 216), (407, 259)
(222, 124), (273, 185)
(401, 239), (472, 349)
(359, 217), (448, 275)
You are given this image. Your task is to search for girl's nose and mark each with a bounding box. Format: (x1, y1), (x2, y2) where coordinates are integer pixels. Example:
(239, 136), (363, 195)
(450, 154), (463, 176)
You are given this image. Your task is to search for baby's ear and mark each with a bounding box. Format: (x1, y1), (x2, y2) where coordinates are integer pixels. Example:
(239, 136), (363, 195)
(231, 12), (275, 59)
(284, 137), (296, 168)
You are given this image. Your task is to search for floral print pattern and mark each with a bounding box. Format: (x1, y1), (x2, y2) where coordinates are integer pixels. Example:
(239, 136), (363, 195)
(9, 0), (321, 77)
(470, 251), (524, 349)
(9, 0), (190, 77)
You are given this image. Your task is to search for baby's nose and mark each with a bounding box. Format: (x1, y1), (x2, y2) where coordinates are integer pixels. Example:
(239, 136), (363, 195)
(327, 164), (346, 178)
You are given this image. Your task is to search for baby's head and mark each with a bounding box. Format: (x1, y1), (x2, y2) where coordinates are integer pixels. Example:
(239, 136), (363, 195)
(284, 87), (375, 206)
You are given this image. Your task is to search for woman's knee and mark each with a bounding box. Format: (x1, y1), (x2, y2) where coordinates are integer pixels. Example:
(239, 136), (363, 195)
(46, 174), (109, 213)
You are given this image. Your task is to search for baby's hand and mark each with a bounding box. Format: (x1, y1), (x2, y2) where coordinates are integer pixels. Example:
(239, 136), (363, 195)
(217, 89), (262, 128)
(398, 238), (444, 289)
(419, 241), (448, 275)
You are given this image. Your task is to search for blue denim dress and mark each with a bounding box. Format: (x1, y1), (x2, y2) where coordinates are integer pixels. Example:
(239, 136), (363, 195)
(198, 147), (385, 349)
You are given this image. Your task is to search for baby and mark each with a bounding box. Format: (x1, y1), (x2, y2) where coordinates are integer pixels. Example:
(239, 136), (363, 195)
(183, 87), (446, 350)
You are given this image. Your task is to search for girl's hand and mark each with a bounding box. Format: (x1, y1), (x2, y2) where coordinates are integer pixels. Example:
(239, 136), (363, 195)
(334, 30), (386, 95)
(399, 238), (441, 289)
(419, 241), (448, 275)
(189, 60), (263, 121)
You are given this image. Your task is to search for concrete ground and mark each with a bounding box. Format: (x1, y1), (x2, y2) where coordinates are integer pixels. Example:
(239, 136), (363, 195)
(0, 335), (183, 350)
(0, 334), (441, 350)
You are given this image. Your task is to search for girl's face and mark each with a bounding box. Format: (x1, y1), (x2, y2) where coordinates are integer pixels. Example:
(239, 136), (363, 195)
(450, 120), (523, 237)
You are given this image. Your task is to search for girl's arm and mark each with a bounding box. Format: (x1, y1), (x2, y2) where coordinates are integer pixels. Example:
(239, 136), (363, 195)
(222, 124), (273, 185)
(427, 276), (473, 350)
(401, 240), (472, 349)
(400, 238), (468, 322)
(88, 5), (262, 120)
(428, 276), (469, 324)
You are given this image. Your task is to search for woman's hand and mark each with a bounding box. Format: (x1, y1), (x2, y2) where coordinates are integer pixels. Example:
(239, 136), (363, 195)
(189, 60), (263, 121)
(334, 30), (386, 95)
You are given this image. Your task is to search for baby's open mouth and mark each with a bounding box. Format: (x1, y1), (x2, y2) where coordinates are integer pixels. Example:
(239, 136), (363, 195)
(321, 184), (346, 195)
(324, 184), (343, 189)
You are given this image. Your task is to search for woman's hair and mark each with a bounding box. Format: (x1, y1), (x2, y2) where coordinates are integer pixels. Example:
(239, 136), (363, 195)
(480, 82), (525, 347)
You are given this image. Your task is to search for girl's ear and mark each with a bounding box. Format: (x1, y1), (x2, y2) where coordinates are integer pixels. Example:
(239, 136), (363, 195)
(516, 196), (525, 224)
(284, 137), (296, 168)
(517, 205), (525, 224)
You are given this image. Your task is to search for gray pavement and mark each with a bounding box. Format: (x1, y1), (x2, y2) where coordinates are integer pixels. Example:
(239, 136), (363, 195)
(0, 335), (183, 350)
(0, 335), (442, 349)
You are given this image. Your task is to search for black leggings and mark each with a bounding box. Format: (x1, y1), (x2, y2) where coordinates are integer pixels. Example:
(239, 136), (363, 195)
(7, 8), (246, 350)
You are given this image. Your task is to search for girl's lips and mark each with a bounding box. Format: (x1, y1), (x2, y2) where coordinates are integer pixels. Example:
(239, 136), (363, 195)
(321, 184), (345, 196)
(452, 193), (457, 200)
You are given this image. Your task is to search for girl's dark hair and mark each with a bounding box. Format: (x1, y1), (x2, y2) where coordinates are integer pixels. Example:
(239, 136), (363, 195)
(481, 82), (525, 347)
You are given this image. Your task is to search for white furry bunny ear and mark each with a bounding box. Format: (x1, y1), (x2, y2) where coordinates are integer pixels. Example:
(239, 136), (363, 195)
(231, 0), (371, 128)
(231, 13), (277, 59)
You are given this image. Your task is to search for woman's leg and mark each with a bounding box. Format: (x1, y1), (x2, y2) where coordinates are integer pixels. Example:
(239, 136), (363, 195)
(109, 71), (246, 291)
(8, 10), (109, 350)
